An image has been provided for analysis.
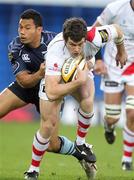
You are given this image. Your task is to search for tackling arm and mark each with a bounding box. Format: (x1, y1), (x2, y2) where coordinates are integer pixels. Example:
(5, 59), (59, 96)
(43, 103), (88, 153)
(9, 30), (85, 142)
(16, 63), (45, 88)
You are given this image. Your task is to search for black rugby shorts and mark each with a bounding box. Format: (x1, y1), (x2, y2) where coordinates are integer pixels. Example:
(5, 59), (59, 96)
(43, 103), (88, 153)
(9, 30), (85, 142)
(8, 81), (40, 112)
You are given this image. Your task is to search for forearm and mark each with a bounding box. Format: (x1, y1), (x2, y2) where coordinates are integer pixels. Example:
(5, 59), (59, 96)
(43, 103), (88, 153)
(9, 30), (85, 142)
(112, 24), (125, 53)
(115, 41), (125, 53)
(46, 78), (81, 100)
(16, 71), (43, 88)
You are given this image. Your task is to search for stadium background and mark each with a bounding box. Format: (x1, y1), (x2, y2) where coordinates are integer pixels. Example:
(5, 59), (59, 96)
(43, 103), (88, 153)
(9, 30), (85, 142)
(0, 0), (125, 126)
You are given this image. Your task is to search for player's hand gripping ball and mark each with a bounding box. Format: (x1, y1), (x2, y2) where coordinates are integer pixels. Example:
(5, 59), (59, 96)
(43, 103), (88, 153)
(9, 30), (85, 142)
(62, 55), (86, 83)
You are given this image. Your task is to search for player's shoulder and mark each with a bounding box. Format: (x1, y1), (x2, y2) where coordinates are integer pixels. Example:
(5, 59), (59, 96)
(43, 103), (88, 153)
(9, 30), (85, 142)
(46, 32), (66, 60)
(8, 36), (24, 61)
(41, 31), (57, 45)
(47, 32), (64, 49)
(107, 0), (130, 11)
(8, 36), (23, 53)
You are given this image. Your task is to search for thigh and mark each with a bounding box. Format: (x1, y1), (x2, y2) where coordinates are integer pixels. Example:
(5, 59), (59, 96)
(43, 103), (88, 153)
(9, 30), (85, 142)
(104, 92), (122, 105)
(100, 66), (124, 93)
(40, 98), (62, 121)
(0, 88), (27, 117)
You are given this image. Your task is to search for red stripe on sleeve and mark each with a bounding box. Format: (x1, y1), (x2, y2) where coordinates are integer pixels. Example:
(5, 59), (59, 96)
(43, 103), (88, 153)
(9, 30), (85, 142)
(86, 27), (96, 42)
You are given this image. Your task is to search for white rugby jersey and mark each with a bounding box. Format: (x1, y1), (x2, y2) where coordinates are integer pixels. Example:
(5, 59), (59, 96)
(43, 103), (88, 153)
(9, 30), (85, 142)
(97, 0), (134, 74)
(45, 25), (118, 76)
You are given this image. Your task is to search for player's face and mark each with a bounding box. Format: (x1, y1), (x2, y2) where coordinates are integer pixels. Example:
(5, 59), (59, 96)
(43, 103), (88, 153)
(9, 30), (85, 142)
(66, 37), (85, 58)
(18, 19), (42, 47)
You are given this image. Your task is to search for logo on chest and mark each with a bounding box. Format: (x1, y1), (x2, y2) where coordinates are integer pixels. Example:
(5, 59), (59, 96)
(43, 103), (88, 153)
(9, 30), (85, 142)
(22, 54), (31, 62)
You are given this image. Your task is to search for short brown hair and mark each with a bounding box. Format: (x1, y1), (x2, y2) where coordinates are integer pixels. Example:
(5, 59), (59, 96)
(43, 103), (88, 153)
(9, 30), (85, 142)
(63, 17), (87, 42)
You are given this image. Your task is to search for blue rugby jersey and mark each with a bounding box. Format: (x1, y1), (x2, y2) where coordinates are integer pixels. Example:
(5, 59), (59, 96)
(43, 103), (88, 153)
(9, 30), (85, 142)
(8, 31), (56, 76)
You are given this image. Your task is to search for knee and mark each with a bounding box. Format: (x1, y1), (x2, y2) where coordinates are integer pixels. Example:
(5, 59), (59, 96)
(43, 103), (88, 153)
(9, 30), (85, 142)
(41, 113), (57, 136)
(86, 97), (93, 106)
(47, 136), (61, 152)
(41, 112), (57, 127)
(42, 121), (52, 132)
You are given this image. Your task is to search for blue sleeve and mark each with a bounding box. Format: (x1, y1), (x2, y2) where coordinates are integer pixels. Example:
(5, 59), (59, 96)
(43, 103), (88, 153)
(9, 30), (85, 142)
(8, 38), (27, 76)
(43, 31), (57, 45)
(10, 57), (27, 76)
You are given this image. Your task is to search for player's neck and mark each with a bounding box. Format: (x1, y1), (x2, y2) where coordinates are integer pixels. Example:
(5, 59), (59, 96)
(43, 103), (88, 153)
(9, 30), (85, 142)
(130, 0), (134, 11)
(29, 35), (41, 48)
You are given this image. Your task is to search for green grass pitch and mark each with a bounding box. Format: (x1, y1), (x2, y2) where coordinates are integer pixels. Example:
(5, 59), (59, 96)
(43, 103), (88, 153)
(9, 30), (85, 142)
(0, 121), (134, 180)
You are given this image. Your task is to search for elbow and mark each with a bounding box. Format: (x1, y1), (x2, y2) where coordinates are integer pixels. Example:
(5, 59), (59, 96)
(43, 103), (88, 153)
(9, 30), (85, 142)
(17, 80), (33, 88)
(113, 24), (123, 38)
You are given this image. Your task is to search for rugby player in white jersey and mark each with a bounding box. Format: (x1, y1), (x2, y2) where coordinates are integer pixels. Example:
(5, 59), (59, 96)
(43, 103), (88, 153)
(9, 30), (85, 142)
(3, 9), (85, 180)
(94, 0), (134, 171)
(25, 17), (126, 179)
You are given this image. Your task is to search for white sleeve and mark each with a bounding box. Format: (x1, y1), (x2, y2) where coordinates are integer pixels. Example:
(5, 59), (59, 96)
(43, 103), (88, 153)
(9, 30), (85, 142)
(97, 1), (120, 25)
(87, 25), (118, 48)
(97, 8), (113, 25)
(96, 25), (118, 44)
(85, 25), (118, 57)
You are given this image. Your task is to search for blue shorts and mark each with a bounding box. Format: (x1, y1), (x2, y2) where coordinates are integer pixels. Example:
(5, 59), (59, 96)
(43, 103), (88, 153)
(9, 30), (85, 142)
(8, 81), (40, 112)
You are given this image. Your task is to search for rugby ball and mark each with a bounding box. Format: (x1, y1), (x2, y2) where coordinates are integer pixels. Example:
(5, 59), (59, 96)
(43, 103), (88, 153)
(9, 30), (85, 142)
(71, 59), (86, 81)
(62, 55), (86, 83)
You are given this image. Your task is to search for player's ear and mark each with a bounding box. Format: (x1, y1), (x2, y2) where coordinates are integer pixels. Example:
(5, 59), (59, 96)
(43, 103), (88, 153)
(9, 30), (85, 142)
(37, 26), (43, 33)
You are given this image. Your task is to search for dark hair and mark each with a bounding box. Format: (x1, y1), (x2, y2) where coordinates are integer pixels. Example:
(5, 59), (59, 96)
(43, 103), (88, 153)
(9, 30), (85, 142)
(20, 9), (43, 27)
(63, 17), (87, 42)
